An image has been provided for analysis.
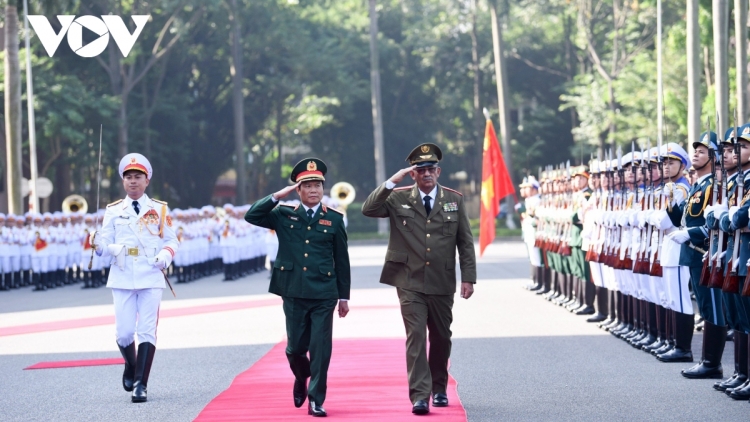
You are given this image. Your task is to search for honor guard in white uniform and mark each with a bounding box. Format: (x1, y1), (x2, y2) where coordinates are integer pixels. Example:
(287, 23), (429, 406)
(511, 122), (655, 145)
(90, 153), (179, 403)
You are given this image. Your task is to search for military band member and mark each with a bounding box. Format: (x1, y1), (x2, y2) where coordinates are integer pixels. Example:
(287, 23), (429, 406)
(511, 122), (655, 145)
(245, 158), (350, 418)
(362, 143), (476, 415)
(90, 153), (179, 403)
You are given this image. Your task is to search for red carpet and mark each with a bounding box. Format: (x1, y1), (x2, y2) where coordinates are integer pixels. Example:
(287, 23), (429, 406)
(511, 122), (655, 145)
(195, 338), (467, 421)
(24, 358), (124, 370)
(0, 298), (281, 337)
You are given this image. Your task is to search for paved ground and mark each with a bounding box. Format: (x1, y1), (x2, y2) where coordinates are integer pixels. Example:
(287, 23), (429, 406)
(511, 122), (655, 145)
(0, 241), (747, 421)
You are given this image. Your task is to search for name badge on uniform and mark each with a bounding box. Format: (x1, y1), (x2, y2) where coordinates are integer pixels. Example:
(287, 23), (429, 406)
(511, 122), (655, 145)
(319, 219), (332, 226)
(288, 216), (299, 221)
(443, 202), (458, 212)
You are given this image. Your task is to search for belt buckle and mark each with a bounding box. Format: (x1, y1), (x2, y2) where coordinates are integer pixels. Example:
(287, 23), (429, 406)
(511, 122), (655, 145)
(127, 247), (139, 256)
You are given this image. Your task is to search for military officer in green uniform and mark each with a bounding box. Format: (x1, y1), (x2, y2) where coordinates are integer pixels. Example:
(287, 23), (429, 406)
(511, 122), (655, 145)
(362, 143), (476, 415)
(244, 158), (350, 418)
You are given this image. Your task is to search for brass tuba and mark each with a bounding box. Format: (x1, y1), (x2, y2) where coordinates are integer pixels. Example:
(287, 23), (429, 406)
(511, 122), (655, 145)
(330, 182), (356, 213)
(62, 194), (88, 214)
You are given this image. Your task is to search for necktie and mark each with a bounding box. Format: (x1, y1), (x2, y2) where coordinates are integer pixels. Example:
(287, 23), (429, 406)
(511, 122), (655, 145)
(132, 200), (140, 215)
(424, 195), (432, 215)
(307, 208), (314, 222)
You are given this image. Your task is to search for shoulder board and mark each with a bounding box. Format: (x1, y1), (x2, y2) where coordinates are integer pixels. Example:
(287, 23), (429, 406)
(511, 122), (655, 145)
(327, 207), (344, 215)
(107, 199), (123, 207)
(279, 203), (295, 208)
(152, 198), (167, 205)
(393, 187), (411, 191)
(442, 187), (463, 196)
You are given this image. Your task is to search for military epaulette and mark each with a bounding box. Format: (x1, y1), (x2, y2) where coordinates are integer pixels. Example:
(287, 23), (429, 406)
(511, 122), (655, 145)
(152, 198), (168, 205)
(279, 204), (295, 208)
(107, 199), (123, 207)
(326, 207), (344, 215)
(393, 186), (411, 191)
(442, 186), (463, 196)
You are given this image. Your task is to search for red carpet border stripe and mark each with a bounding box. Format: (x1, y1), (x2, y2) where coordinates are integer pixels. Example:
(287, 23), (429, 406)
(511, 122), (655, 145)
(0, 298), (281, 338)
(195, 338), (467, 421)
(24, 358), (125, 370)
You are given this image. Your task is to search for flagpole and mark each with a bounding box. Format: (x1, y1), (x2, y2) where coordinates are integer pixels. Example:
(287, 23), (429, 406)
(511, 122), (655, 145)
(22, 0), (39, 213)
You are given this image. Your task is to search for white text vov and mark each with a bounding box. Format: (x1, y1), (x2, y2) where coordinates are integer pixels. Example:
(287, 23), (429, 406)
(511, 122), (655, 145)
(28, 15), (149, 58)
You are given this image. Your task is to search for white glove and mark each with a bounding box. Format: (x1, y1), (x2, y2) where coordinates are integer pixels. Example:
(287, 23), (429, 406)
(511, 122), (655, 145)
(702, 251), (708, 262)
(153, 249), (172, 270)
(703, 205), (715, 219)
(714, 203), (729, 219)
(653, 210), (674, 230)
(88, 230), (99, 250)
(628, 210), (639, 227)
(666, 229), (690, 244)
(107, 244), (126, 270)
(729, 206), (740, 221)
(637, 210), (649, 228)
(662, 183), (675, 197)
(616, 211), (630, 227)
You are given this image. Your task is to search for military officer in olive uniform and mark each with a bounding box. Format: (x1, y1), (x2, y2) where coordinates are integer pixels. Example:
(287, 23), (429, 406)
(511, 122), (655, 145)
(244, 158), (350, 418)
(362, 143), (476, 415)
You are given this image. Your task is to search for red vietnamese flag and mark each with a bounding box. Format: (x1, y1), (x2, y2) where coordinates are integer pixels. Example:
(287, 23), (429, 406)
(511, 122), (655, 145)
(479, 119), (515, 256)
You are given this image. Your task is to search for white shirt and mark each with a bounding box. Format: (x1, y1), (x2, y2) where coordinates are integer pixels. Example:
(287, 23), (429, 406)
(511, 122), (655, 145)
(384, 180), (437, 211)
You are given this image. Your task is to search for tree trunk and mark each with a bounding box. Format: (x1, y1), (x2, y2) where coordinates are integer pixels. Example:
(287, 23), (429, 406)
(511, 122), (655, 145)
(4, 6), (23, 215)
(369, 0), (388, 235)
(118, 92), (129, 157)
(687, 0), (701, 151)
(735, 0), (748, 122)
(489, 0), (515, 228)
(470, 0), (483, 188)
(714, 0), (729, 134)
(276, 99), (283, 190)
(230, 0), (246, 204)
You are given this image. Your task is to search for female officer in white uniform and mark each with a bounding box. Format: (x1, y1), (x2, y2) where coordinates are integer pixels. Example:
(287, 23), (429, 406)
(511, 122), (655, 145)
(91, 153), (179, 403)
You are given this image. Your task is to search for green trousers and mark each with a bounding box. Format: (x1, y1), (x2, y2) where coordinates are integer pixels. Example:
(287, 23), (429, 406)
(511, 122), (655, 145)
(282, 297), (337, 404)
(397, 288), (454, 403)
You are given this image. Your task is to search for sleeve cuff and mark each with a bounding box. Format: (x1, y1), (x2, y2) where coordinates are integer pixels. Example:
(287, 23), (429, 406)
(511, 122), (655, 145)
(385, 180), (396, 190)
(339, 298), (348, 302)
(271, 196), (279, 203)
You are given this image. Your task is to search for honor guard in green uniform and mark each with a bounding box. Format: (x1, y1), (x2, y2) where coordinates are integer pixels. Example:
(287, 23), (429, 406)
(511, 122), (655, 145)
(361, 143), (477, 415)
(244, 158), (351, 417)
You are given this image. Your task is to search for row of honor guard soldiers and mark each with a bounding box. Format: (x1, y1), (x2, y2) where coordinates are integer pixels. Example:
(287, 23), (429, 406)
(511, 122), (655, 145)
(0, 198), (353, 291)
(521, 126), (750, 401)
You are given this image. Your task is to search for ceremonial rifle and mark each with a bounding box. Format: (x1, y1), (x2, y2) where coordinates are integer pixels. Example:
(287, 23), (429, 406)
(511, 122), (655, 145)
(650, 135), (664, 277)
(634, 141), (652, 274)
(700, 116), (716, 286)
(725, 109), (742, 294)
(710, 114), (730, 288)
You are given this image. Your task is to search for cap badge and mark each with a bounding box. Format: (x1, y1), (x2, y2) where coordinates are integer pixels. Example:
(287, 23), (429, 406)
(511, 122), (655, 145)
(130, 157), (137, 164)
(743, 127), (750, 135)
(420, 145), (430, 153)
(307, 161), (317, 171)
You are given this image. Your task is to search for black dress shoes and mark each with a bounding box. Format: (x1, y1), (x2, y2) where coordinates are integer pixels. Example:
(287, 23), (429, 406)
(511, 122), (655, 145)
(727, 380), (750, 400)
(432, 393), (448, 407)
(308, 400), (326, 417)
(681, 361), (723, 379)
(293, 378), (308, 408)
(586, 313), (607, 323)
(657, 347), (694, 363)
(412, 400), (429, 415)
(575, 306), (596, 316)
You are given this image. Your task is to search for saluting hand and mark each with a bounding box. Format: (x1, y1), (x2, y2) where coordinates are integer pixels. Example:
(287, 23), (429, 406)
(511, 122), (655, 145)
(338, 300), (349, 318)
(460, 282), (474, 299)
(388, 165), (417, 185)
(272, 182), (300, 201)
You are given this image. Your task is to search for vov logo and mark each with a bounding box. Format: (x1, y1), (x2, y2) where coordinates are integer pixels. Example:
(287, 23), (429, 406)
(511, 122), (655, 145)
(28, 15), (149, 58)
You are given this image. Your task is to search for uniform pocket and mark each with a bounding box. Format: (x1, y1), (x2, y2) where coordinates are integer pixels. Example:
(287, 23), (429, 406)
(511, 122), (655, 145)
(273, 260), (294, 271)
(395, 209), (415, 232)
(319, 266), (335, 278)
(442, 221), (458, 236)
